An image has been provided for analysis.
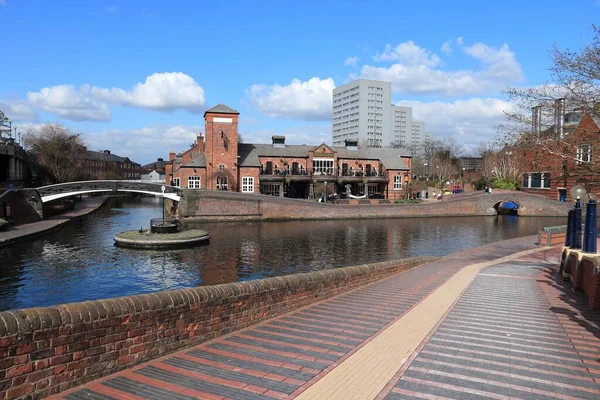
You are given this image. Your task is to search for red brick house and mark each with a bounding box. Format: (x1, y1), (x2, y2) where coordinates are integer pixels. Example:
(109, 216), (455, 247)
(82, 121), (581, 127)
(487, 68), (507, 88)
(521, 107), (600, 200)
(165, 104), (412, 200)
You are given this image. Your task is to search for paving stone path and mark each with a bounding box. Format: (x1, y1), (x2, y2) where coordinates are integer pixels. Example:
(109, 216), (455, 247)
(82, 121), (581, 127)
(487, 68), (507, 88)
(54, 238), (600, 400)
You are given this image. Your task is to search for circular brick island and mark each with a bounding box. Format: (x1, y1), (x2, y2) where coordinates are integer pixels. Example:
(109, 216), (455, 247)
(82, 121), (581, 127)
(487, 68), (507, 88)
(114, 229), (210, 249)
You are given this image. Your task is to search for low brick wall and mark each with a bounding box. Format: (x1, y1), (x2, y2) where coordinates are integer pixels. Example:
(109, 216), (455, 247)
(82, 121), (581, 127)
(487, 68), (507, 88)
(560, 248), (600, 310)
(173, 190), (569, 221)
(0, 256), (434, 399)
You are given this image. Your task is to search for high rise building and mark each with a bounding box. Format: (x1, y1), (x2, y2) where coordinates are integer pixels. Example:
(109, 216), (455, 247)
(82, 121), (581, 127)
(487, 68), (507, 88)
(332, 79), (391, 148)
(332, 79), (429, 151)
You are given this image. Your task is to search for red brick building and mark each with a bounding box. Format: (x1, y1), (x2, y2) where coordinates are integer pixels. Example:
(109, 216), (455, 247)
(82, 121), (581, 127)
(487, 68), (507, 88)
(521, 107), (600, 200)
(166, 104), (412, 200)
(83, 150), (142, 180)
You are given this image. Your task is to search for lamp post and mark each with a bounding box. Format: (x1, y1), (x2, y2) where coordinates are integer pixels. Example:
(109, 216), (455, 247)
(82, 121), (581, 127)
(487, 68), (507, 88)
(570, 185), (587, 250)
(583, 193), (598, 253)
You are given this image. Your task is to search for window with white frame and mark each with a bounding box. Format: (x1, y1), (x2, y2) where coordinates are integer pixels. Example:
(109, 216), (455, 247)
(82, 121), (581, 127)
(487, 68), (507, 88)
(577, 144), (592, 164)
(171, 177), (180, 187)
(522, 172), (550, 188)
(312, 159), (334, 175)
(188, 176), (201, 189)
(242, 177), (254, 193)
(393, 175), (401, 190)
(217, 176), (228, 191)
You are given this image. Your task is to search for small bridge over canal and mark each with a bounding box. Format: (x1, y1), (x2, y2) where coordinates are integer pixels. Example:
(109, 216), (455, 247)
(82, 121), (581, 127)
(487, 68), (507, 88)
(37, 180), (182, 202)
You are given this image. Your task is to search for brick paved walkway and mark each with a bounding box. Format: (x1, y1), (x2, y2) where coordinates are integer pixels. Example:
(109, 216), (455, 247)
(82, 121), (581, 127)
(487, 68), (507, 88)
(54, 238), (600, 400)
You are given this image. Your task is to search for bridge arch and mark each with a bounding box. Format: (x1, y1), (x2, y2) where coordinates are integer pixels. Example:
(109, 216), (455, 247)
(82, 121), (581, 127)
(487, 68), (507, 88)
(37, 180), (182, 203)
(493, 199), (520, 215)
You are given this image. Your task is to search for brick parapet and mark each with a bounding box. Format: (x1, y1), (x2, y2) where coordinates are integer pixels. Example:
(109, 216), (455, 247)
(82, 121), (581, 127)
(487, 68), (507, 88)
(0, 256), (434, 399)
(175, 190), (569, 221)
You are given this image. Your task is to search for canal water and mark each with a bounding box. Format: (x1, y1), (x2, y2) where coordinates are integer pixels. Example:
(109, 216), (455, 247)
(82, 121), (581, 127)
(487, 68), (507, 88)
(0, 197), (566, 311)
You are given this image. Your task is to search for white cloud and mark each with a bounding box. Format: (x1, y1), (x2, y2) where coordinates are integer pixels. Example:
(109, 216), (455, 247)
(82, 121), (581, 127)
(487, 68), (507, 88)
(361, 40), (523, 97)
(27, 85), (111, 121)
(246, 77), (335, 120)
(0, 99), (40, 122)
(456, 37), (464, 46)
(441, 40), (453, 55)
(373, 41), (440, 67)
(344, 56), (360, 67)
(396, 97), (515, 150)
(25, 72), (206, 121)
(0, 1), (6, 6)
(83, 124), (202, 164)
(462, 42), (523, 81)
(85, 72), (206, 113)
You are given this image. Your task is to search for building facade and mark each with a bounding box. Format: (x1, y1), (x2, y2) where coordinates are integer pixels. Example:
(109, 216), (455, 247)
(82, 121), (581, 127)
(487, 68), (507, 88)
(521, 106), (600, 200)
(166, 104), (412, 200)
(333, 79), (429, 151)
(332, 79), (391, 148)
(142, 158), (166, 175)
(83, 150), (142, 180)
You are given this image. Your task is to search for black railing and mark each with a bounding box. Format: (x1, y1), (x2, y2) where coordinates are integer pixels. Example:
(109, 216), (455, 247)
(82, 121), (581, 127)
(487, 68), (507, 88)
(259, 168), (389, 180)
(150, 218), (181, 234)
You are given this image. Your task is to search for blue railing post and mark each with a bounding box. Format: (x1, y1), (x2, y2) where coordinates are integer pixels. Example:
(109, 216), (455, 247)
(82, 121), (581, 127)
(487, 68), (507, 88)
(565, 209), (574, 247)
(571, 199), (583, 250)
(583, 199), (597, 253)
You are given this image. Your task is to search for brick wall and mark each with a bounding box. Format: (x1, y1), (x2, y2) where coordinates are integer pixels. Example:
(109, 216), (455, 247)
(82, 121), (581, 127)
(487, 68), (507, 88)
(174, 190), (570, 221)
(581, 258), (600, 310)
(0, 189), (43, 225)
(0, 256), (433, 400)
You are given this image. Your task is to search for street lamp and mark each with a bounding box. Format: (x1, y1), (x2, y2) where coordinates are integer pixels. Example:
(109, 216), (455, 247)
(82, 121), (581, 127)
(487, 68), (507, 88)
(570, 185), (587, 249)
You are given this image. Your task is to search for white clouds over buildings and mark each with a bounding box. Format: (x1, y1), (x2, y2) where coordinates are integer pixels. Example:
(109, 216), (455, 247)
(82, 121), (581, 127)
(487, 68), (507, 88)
(362, 39), (523, 97)
(246, 77), (335, 121)
(25, 72), (206, 121)
(0, 99), (40, 122)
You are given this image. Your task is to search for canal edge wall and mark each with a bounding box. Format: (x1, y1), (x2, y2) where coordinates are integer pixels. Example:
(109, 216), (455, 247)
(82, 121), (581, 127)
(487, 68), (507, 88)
(173, 190), (570, 222)
(0, 256), (436, 400)
(0, 197), (108, 248)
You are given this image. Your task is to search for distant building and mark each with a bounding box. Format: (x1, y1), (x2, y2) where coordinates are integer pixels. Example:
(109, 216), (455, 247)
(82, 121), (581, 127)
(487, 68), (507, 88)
(140, 170), (165, 183)
(166, 104), (413, 200)
(333, 79), (429, 151)
(458, 157), (483, 171)
(142, 158), (166, 175)
(332, 79), (391, 148)
(0, 121), (29, 189)
(83, 150), (141, 180)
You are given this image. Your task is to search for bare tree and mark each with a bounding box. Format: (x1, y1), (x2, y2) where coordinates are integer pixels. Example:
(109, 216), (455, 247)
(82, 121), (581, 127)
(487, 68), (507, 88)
(430, 153), (457, 189)
(24, 123), (87, 184)
(481, 148), (525, 183)
(501, 25), (600, 189)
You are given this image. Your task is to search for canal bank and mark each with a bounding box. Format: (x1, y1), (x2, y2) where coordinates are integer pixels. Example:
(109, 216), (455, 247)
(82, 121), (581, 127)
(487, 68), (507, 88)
(0, 196), (108, 247)
(3, 235), (584, 400)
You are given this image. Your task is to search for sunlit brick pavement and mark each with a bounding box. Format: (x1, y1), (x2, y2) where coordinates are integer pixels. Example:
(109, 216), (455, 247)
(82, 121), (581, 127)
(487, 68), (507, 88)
(54, 237), (600, 400)
(381, 249), (600, 400)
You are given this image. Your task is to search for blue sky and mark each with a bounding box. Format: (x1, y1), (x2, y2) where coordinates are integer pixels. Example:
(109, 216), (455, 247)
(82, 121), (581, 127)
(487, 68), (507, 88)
(1, 0), (599, 164)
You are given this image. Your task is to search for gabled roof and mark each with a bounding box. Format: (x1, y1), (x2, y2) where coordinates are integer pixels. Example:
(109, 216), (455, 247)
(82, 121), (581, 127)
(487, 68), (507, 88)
(237, 143), (411, 170)
(204, 104), (239, 116)
(185, 153), (206, 167)
(85, 150), (127, 163)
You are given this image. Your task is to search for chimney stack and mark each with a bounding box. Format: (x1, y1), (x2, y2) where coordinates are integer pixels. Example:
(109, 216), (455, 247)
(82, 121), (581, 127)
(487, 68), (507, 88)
(169, 152), (176, 161)
(531, 106), (540, 134)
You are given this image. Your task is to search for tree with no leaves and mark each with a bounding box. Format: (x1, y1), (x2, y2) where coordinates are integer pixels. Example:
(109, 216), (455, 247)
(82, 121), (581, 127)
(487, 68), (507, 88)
(501, 25), (600, 189)
(24, 123), (87, 184)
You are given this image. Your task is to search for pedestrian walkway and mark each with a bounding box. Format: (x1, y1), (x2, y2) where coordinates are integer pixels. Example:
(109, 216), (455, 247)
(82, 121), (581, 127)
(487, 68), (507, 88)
(0, 196), (106, 246)
(53, 238), (600, 400)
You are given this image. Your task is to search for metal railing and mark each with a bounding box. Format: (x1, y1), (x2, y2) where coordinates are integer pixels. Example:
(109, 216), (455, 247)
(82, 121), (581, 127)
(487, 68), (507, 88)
(259, 168), (389, 179)
(150, 218), (181, 234)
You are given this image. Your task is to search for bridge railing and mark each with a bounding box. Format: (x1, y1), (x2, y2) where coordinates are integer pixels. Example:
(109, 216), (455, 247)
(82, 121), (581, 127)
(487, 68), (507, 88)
(37, 180), (181, 202)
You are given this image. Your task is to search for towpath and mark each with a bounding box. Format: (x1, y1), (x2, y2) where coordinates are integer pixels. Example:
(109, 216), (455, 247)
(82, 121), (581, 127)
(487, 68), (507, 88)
(54, 237), (600, 399)
(0, 196), (106, 247)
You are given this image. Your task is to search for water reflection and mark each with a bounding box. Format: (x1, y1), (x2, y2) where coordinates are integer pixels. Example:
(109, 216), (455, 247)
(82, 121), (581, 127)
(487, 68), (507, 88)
(0, 197), (565, 311)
